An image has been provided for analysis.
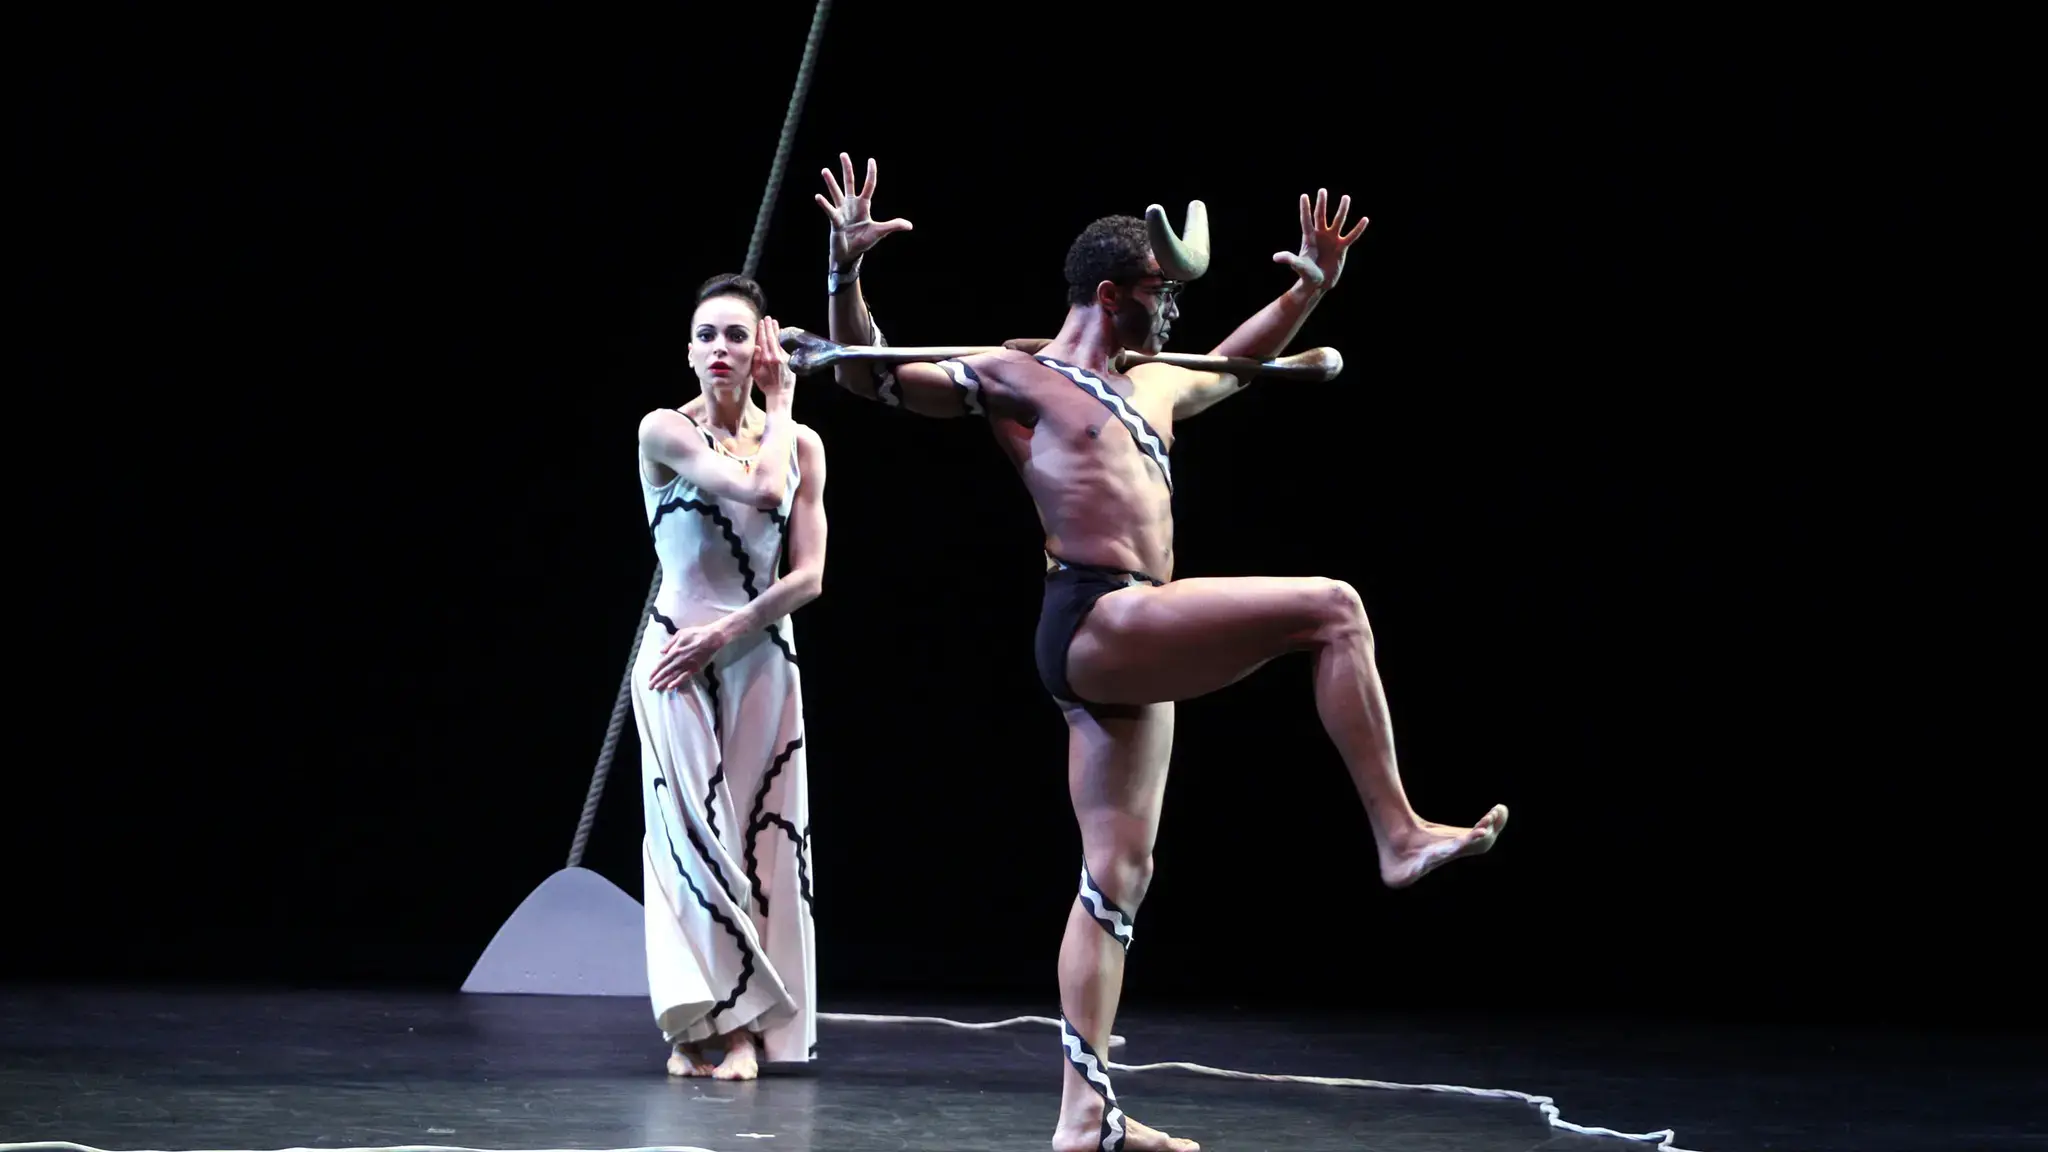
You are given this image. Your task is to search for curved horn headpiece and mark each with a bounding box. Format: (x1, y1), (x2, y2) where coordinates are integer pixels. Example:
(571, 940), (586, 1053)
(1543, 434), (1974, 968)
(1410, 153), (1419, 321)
(1145, 200), (1210, 281)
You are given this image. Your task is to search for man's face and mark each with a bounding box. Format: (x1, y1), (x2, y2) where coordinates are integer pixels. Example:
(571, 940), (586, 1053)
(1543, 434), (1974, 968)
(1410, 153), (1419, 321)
(1111, 260), (1184, 355)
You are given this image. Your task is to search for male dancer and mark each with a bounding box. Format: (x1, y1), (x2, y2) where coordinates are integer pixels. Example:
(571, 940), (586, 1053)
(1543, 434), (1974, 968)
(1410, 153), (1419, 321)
(814, 155), (1508, 1152)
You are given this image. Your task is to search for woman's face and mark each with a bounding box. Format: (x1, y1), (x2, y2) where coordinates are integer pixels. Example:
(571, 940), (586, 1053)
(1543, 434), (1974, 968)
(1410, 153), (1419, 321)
(688, 295), (759, 390)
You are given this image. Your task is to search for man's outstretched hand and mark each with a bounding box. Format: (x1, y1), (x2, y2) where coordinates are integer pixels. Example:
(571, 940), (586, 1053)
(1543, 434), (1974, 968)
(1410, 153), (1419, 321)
(1273, 188), (1370, 292)
(815, 152), (914, 265)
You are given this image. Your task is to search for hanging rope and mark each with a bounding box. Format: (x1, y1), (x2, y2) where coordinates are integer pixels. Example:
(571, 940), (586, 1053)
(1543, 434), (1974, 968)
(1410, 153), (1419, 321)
(568, 0), (834, 869)
(566, 575), (658, 868)
(744, 0), (833, 280)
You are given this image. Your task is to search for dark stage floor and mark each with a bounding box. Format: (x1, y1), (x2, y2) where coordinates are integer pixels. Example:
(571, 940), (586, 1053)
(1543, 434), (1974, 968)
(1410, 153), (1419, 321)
(0, 988), (2038, 1152)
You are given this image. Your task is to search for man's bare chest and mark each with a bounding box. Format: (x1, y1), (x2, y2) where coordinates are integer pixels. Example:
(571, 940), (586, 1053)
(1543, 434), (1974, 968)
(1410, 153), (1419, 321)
(999, 365), (1175, 490)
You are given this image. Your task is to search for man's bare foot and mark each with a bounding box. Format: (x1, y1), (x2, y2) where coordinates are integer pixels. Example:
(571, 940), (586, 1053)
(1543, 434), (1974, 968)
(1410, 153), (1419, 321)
(711, 1029), (760, 1081)
(666, 1041), (715, 1078)
(1380, 804), (1509, 889)
(1054, 1106), (1199, 1152)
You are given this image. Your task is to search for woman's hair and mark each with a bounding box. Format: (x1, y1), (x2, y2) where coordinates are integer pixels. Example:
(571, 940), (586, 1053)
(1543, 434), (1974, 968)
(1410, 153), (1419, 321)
(694, 272), (767, 316)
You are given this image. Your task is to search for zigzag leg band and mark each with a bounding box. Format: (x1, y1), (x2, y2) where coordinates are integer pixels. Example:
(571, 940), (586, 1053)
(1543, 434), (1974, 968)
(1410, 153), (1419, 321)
(1078, 861), (1134, 950)
(1060, 1014), (1126, 1151)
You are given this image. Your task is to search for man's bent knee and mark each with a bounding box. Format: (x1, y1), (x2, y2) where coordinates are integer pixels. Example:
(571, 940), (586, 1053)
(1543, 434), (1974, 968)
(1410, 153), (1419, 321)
(1311, 578), (1373, 647)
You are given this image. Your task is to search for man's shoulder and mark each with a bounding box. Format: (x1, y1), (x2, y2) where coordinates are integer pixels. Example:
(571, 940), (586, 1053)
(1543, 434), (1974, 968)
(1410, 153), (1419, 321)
(960, 346), (1038, 367)
(952, 346), (1046, 387)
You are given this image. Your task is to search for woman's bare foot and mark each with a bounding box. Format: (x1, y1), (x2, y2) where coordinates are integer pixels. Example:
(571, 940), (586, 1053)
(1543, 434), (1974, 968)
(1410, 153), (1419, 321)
(1054, 1101), (1199, 1152)
(666, 1041), (715, 1078)
(1380, 804), (1509, 889)
(711, 1029), (760, 1081)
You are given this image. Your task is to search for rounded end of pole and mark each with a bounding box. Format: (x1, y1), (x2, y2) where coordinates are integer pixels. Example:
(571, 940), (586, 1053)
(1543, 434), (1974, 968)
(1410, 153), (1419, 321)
(1315, 346), (1343, 381)
(1261, 346), (1344, 381)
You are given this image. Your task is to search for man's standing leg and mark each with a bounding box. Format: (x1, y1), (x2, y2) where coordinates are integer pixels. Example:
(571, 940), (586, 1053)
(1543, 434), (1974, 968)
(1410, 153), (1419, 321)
(1052, 702), (1200, 1152)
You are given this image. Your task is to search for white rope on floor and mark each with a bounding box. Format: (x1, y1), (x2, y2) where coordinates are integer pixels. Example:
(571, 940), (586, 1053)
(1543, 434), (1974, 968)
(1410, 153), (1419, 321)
(819, 1010), (1705, 1152)
(819, 1010), (1127, 1047)
(0, 1013), (1705, 1152)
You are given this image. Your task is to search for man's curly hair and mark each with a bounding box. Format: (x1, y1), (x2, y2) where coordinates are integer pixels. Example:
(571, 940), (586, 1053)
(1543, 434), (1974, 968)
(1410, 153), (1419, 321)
(1062, 216), (1153, 307)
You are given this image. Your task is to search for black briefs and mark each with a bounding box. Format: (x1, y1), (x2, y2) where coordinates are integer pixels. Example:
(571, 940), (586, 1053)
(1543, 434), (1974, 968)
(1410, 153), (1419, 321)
(1034, 555), (1164, 708)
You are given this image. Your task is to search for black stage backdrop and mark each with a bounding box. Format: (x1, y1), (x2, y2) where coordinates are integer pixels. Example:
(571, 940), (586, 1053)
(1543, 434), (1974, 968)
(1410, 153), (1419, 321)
(11, 9), (2030, 1030)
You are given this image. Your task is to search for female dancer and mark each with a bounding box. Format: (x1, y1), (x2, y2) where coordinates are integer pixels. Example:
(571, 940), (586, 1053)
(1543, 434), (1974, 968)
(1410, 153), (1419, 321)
(631, 273), (826, 1080)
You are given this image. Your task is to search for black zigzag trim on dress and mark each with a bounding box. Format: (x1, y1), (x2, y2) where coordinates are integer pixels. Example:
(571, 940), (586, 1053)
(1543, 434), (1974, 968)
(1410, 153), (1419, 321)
(768, 508), (789, 589)
(650, 777), (757, 1021)
(650, 615), (730, 801)
(700, 659), (725, 834)
(743, 734), (804, 914)
(752, 813), (814, 908)
(703, 761), (725, 842)
(767, 621), (799, 666)
(651, 497), (761, 598)
(703, 661), (723, 741)
(682, 799), (740, 908)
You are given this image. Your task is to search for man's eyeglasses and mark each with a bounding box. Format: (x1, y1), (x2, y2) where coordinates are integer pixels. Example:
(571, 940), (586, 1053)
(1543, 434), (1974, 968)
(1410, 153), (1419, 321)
(1120, 277), (1185, 304)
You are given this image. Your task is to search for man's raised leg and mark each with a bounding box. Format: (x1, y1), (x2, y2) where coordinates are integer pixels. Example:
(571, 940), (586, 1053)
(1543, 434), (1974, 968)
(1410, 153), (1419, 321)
(1066, 575), (1507, 888)
(1051, 702), (1199, 1152)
